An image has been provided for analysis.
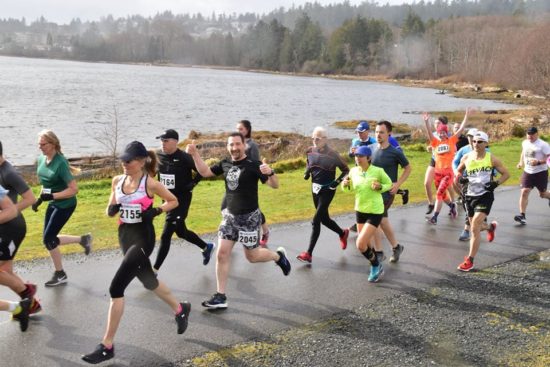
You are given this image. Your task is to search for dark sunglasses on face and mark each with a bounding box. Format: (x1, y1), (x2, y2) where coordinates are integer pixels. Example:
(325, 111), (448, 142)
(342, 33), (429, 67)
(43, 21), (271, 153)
(472, 140), (486, 144)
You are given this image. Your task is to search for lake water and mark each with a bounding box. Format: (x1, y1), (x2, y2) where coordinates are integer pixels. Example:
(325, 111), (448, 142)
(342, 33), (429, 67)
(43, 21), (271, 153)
(0, 55), (518, 165)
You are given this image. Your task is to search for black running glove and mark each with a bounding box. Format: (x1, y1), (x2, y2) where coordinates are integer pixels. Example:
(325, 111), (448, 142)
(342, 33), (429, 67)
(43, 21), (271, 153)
(328, 180), (339, 190)
(40, 193), (54, 201)
(484, 181), (499, 192)
(31, 198), (43, 212)
(141, 207), (163, 222)
(183, 181), (197, 192)
(458, 177), (469, 185)
(107, 204), (121, 217)
(303, 169), (311, 180)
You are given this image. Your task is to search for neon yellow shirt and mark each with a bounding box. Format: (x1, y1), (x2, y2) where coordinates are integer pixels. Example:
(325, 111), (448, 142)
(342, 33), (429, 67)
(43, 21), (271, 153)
(344, 165), (392, 214)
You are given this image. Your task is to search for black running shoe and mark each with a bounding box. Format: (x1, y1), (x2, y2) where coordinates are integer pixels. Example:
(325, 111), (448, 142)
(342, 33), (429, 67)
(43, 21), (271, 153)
(15, 298), (31, 332)
(175, 302), (191, 334)
(45, 270), (67, 287)
(202, 243), (215, 266)
(400, 189), (409, 205)
(202, 292), (228, 309)
(389, 244), (404, 263)
(80, 233), (93, 255)
(425, 204), (435, 215)
(82, 344), (115, 364)
(276, 247), (291, 276)
(513, 214), (526, 225)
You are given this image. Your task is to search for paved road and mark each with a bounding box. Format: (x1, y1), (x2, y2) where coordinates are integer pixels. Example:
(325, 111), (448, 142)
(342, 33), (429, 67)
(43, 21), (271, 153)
(1, 187), (548, 366)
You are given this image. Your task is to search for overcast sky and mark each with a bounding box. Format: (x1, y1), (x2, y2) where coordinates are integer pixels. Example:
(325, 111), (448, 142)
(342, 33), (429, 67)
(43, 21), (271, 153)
(2, 0), (411, 24)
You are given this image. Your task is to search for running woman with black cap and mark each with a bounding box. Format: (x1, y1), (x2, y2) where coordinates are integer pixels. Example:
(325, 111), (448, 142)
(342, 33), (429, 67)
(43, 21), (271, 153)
(35, 130), (92, 287)
(0, 141), (42, 318)
(82, 141), (191, 364)
(0, 185), (31, 332)
(297, 127), (350, 264)
(455, 131), (509, 272)
(342, 145), (392, 282)
(514, 126), (550, 225)
(153, 129), (214, 272)
(186, 132), (291, 310)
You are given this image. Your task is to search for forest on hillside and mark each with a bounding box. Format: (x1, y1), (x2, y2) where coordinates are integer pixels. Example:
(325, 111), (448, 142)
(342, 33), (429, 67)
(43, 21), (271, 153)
(1, 0), (549, 94)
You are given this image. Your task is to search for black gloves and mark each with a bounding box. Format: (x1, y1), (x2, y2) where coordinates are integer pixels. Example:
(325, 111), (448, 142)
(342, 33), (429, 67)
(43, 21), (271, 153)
(107, 204), (121, 217)
(303, 169), (311, 180)
(141, 207), (163, 222)
(484, 181), (499, 192)
(40, 193), (54, 201)
(31, 198), (43, 212)
(458, 177), (469, 185)
(183, 182), (197, 192)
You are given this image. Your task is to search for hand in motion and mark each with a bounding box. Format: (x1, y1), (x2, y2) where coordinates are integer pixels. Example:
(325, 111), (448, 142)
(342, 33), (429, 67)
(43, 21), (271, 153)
(260, 158), (274, 176)
(107, 204), (121, 217)
(31, 198), (43, 212)
(484, 181), (499, 192)
(371, 180), (382, 191)
(141, 206), (163, 222)
(422, 112), (431, 124)
(185, 140), (197, 155)
(342, 176), (350, 188)
(40, 193), (54, 201)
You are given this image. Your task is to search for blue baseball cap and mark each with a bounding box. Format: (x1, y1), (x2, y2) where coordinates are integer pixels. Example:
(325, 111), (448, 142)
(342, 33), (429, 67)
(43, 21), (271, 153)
(119, 141), (148, 161)
(354, 145), (372, 157)
(355, 121), (370, 133)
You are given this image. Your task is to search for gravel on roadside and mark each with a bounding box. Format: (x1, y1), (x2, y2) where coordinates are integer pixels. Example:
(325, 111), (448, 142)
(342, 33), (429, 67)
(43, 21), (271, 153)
(177, 251), (550, 367)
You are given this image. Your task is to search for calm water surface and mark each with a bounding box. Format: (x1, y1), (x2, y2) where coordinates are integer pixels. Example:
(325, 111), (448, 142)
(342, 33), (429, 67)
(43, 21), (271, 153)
(0, 56), (518, 165)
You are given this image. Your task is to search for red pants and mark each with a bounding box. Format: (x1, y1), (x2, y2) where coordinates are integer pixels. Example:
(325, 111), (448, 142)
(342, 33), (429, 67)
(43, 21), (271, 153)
(434, 168), (454, 201)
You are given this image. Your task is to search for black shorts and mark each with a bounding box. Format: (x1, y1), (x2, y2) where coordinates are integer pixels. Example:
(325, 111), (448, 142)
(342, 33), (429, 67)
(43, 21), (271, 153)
(465, 192), (494, 218)
(356, 211), (383, 227)
(520, 170), (548, 192)
(0, 214), (26, 260)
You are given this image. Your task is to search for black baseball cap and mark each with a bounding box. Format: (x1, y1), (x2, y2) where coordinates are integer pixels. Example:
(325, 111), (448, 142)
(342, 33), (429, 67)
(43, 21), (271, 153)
(527, 127), (538, 135)
(156, 129), (179, 140)
(119, 141), (148, 161)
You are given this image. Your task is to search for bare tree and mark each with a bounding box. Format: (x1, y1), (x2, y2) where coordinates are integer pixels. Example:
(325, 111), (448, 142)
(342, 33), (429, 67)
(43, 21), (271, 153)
(89, 105), (121, 169)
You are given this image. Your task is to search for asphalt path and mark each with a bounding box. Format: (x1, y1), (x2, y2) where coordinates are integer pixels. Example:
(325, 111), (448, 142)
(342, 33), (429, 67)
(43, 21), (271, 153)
(1, 187), (548, 366)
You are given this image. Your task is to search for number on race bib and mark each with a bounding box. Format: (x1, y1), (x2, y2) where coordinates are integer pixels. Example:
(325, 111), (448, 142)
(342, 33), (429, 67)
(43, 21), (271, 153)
(159, 174), (176, 189)
(436, 144), (450, 154)
(119, 203), (142, 224)
(237, 230), (259, 249)
(312, 183), (322, 194)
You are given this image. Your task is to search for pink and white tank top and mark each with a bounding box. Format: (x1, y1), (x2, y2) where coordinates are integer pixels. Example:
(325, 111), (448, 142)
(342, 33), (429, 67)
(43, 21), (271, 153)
(115, 175), (153, 224)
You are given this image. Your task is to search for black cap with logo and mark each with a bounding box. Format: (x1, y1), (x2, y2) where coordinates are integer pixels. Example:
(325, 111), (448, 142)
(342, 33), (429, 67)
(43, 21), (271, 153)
(156, 129), (179, 140)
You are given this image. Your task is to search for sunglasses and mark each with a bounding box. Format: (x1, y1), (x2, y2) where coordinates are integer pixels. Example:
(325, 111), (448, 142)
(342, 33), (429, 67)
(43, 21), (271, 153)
(312, 137), (325, 141)
(472, 140), (486, 144)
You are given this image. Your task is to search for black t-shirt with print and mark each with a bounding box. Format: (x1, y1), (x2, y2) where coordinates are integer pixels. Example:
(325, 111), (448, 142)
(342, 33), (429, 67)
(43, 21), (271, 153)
(210, 158), (268, 215)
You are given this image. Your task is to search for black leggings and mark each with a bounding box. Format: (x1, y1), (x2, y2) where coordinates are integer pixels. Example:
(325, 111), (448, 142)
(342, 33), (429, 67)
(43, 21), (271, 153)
(307, 188), (343, 254)
(153, 218), (207, 270)
(109, 223), (159, 298)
